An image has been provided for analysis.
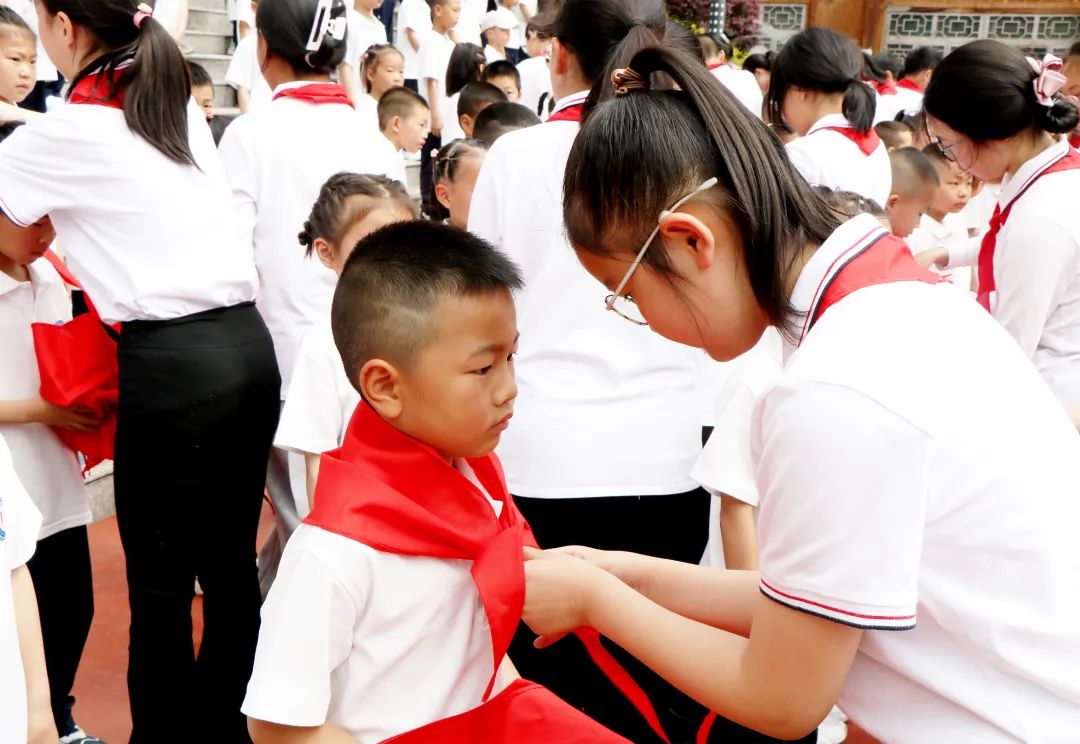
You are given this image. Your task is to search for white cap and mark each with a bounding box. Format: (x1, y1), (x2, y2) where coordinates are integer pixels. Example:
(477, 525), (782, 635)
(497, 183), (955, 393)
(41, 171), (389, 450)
(481, 8), (518, 32)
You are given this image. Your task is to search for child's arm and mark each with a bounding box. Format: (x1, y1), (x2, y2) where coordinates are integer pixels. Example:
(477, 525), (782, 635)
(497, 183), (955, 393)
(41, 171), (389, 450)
(406, 27), (420, 53)
(426, 78), (441, 135)
(236, 86), (252, 114)
(12, 565), (57, 744)
(304, 452), (321, 509)
(719, 495), (757, 571)
(248, 719), (358, 744)
(339, 64), (363, 106)
(0, 102), (41, 123)
(0, 396), (101, 431)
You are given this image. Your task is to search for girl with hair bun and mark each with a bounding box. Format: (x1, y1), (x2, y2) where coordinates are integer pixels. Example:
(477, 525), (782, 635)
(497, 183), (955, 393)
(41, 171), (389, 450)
(922, 40), (1080, 423)
(218, 0), (399, 608)
(0, 0), (280, 738)
(520, 39), (1080, 744)
(766, 27), (892, 206)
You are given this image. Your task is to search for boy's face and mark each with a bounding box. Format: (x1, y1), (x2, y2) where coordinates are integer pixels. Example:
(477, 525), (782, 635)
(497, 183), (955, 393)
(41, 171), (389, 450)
(486, 27), (510, 49)
(192, 83), (215, 120)
(887, 181), (936, 238)
(932, 160), (972, 215)
(0, 33), (36, 105)
(487, 73), (520, 101)
(0, 216), (54, 266)
(391, 289), (518, 460)
(397, 106), (431, 153)
(435, 0), (462, 30)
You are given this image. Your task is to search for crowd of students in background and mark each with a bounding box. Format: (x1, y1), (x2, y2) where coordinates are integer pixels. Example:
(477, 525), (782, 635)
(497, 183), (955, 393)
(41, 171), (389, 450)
(1, 0), (1080, 742)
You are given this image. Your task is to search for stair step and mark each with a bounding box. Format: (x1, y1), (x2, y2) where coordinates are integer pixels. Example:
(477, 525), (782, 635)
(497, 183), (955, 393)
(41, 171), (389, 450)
(213, 81), (238, 108)
(184, 29), (232, 55)
(187, 6), (231, 35)
(186, 52), (232, 82)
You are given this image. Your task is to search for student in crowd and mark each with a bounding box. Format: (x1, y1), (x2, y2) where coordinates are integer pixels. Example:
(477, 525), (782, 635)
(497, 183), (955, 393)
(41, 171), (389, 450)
(440, 42), (485, 142)
(876, 45), (942, 124)
(741, 50), (771, 96)
(469, 1), (741, 742)
(884, 146), (938, 239)
(0, 0), (281, 738)
(698, 32), (762, 118)
(362, 43), (405, 101)
(874, 119), (912, 150)
(188, 61), (215, 121)
(768, 27), (891, 207)
(275, 173), (414, 509)
(472, 100), (539, 144)
(218, 0), (398, 597)
(923, 40), (1080, 420)
(419, 0), (461, 214)
(905, 145), (974, 288)
(431, 137), (487, 227)
(483, 59), (522, 100)
(453, 0), (484, 45)
(872, 51), (901, 86)
(225, 0), (272, 113)
(481, 7), (520, 64)
(516, 22), (551, 115)
(395, 0), (430, 92)
(4, 0), (61, 113)
(0, 8), (35, 110)
(521, 41), (1080, 743)
(456, 80), (506, 137)
(378, 85), (431, 172)
(504, 0), (535, 50)
(339, 0), (387, 105)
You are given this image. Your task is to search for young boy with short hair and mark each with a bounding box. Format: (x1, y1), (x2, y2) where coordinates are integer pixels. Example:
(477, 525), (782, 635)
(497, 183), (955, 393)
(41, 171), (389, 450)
(874, 120), (913, 151)
(884, 146), (938, 239)
(456, 81), (506, 138)
(482, 59), (521, 101)
(378, 85), (431, 156)
(188, 61), (215, 121)
(472, 100), (540, 145)
(907, 145), (977, 288)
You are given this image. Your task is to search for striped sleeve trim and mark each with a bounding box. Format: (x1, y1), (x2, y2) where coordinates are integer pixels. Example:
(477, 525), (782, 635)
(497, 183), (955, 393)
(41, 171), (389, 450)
(760, 579), (916, 631)
(0, 195), (30, 228)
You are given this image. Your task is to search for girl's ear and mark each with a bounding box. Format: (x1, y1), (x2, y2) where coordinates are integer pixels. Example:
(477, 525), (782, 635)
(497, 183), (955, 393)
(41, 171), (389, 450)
(313, 237), (336, 271)
(656, 208), (717, 272)
(434, 182), (452, 210)
(550, 38), (570, 76)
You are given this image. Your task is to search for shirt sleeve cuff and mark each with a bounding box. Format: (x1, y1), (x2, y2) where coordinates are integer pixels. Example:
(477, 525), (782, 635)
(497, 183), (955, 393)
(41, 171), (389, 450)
(760, 577), (916, 631)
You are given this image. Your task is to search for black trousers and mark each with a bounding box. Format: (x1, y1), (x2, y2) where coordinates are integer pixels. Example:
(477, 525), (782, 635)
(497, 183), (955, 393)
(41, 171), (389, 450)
(26, 525), (94, 737)
(420, 131), (441, 216)
(114, 302), (280, 744)
(511, 491), (815, 744)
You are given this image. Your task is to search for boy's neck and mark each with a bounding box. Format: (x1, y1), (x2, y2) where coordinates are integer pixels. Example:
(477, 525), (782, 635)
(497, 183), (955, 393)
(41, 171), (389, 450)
(433, 21), (453, 34)
(382, 128), (403, 152)
(354, 2), (375, 18)
(0, 253), (29, 282)
(927, 207), (947, 223)
(490, 40), (505, 54)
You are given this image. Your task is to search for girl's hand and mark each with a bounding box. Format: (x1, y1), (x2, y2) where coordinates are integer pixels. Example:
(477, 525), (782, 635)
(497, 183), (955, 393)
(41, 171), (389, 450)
(26, 396), (103, 431)
(914, 247), (950, 271)
(546, 545), (651, 590)
(522, 546), (618, 648)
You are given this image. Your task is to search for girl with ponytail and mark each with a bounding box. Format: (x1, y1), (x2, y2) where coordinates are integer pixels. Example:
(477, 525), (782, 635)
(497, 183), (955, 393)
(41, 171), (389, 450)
(922, 40), (1080, 421)
(521, 42), (1080, 743)
(0, 0), (281, 740)
(765, 28), (892, 207)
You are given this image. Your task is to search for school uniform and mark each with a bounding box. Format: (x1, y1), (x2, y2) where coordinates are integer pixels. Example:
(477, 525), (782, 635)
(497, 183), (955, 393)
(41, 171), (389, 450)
(343, 9), (388, 77)
(516, 55), (551, 118)
(0, 76), (280, 741)
(469, 92), (718, 744)
(440, 91), (465, 142)
(7, 0), (61, 112)
(873, 78), (922, 124)
(0, 258), (94, 736)
(395, 0), (432, 90)
(226, 33), (274, 112)
(453, 0), (486, 45)
(484, 45), (507, 64)
(507, 0), (536, 49)
(419, 27), (456, 211)
(905, 212), (975, 290)
(0, 434), (42, 744)
(786, 113), (892, 207)
(756, 212), (1080, 742)
(709, 63), (763, 119)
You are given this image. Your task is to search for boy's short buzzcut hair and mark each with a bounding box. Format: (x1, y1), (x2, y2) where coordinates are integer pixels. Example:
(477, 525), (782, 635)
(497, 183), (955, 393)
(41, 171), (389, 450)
(874, 120), (913, 149)
(457, 81), (507, 120)
(378, 85), (429, 130)
(0, 7), (34, 41)
(890, 146), (940, 196)
(481, 60), (521, 89)
(332, 221), (524, 391)
(188, 61), (213, 88)
(473, 101), (541, 144)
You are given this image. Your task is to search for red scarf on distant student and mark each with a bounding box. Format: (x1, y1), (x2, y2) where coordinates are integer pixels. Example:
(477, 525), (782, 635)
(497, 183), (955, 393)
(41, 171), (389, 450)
(32, 252), (119, 473)
(822, 126), (882, 156)
(546, 103), (585, 123)
(976, 149), (1080, 312)
(897, 78), (924, 93)
(272, 82), (354, 108)
(875, 80), (898, 96)
(306, 403), (687, 744)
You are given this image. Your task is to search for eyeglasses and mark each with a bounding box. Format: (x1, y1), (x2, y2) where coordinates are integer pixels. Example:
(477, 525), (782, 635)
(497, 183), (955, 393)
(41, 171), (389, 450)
(931, 136), (962, 163)
(604, 177), (718, 325)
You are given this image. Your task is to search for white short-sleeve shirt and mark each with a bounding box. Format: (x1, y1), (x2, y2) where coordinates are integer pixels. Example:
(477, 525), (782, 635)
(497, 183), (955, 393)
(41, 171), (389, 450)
(0, 259), (90, 539)
(905, 212), (975, 290)
(243, 520), (502, 741)
(873, 84), (922, 125)
(468, 92), (702, 498)
(710, 64), (763, 119)
(453, 0), (485, 45)
(755, 213), (1080, 741)
(343, 10), (388, 74)
(0, 101), (257, 324)
(274, 321), (359, 456)
(0, 434), (43, 744)
(420, 28), (456, 110)
(217, 82), (398, 392)
(516, 55), (551, 118)
(225, 34), (273, 112)
(786, 113), (892, 208)
(395, 0), (432, 80)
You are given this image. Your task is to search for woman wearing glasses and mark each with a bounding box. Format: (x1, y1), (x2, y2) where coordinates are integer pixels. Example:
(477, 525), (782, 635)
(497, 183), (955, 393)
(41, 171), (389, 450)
(921, 41), (1080, 426)
(520, 42), (1080, 742)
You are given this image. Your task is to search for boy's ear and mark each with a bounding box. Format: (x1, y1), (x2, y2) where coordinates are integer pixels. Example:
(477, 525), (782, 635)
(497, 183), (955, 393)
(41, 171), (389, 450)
(460, 113), (474, 138)
(313, 237), (336, 271)
(435, 182), (452, 210)
(886, 193), (901, 211)
(359, 359), (404, 419)
(391, 115), (403, 134)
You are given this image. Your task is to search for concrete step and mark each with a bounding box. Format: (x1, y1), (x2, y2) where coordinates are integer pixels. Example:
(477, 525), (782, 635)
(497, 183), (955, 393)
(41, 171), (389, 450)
(213, 81), (238, 108)
(184, 29), (232, 55)
(187, 6), (231, 35)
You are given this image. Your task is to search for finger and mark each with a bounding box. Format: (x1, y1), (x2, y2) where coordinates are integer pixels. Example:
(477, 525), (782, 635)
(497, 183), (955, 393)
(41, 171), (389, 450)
(523, 546), (544, 560)
(533, 632), (568, 649)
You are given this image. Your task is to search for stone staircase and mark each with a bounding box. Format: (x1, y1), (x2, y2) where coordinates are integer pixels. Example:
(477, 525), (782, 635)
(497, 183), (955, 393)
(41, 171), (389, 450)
(184, 0), (239, 114)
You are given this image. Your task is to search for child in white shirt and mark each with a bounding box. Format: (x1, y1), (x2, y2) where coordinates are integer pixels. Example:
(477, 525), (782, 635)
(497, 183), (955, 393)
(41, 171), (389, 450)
(339, 0), (387, 104)
(225, 10), (273, 114)
(276, 173), (416, 509)
(884, 146), (938, 239)
(378, 86), (431, 176)
(362, 43), (404, 101)
(418, 0), (461, 213)
(395, 0), (431, 92)
(907, 145), (976, 288)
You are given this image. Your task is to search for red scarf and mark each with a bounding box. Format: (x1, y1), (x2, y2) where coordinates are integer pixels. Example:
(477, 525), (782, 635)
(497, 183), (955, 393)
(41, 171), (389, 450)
(69, 68), (126, 109)
(897, 78), (924, 93)
(1070, 133), (1079, 150)
(306, 403), (680, 743)
(875, 80), (898, 96)
(707, 61), (726, 71)
(822, 126), (882, 156)
(547, 102), (584, 123)
(976, 149), (1080, 312)
(272, 82), (354, 108)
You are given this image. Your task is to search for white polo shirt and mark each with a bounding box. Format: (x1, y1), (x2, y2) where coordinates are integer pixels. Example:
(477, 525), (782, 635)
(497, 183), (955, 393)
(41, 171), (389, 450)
(905, 212), (975, 290)
(218, 82), (398, 392)
(786, 113), (892, 208)
(226, 34), (274, 112)
(395, 0), (432, 81)
(468, 92), (701, 498)
(0, 434), (42, 744)
(516, 55), (551, 118)
(755, 213), (1080, 741)
(710, 64), (763, 119)
(873, 83), (922, 125)
(343, 9), (388, 76)
(420, 28), (456, 110)
(0, 101), (257, 324)
(453, 0), (486, 45)
(0, 259), (90, 540)
(243, 516), (503, 740)
(274, 321), (359, 457)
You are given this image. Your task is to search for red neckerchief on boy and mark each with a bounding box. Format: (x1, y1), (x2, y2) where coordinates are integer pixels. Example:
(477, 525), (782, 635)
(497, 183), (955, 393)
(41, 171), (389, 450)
(272, 82), (355, 108)
(802, 231), (943, 341)
(546, 92), (588, 124)
(821, 125), (882, 156)
(976, 148), (1080, 312)
(305, 402), (681, 744)
(897, 78), (924, 93)
(875, 80), (898, 96)
(68, 64), (129, 109)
